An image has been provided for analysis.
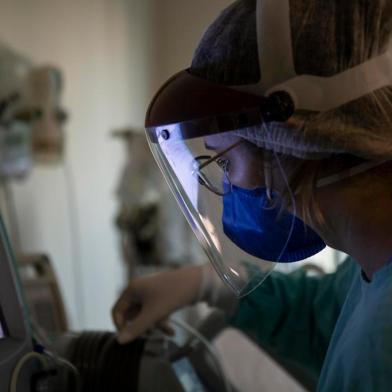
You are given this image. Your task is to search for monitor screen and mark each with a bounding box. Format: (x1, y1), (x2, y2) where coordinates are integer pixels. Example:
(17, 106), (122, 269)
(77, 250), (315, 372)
(172, 357), (206, 392)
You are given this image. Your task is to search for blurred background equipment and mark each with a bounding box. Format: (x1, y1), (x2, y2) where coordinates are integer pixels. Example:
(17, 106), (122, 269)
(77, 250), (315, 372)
(0, 217), (38, 392)
(18, 253), (68, 342)
(0, 43), (33, 179)
(113, 128), (204, 278)
(0, 41), (68, 262)
(23, 65), (66, 163)
(0, 42), (66, 179)
(114, 129), (164, 272)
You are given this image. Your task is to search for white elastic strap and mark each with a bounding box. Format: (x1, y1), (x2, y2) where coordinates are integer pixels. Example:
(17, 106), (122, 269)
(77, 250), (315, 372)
(268, 44), (392, 112)
(234, 0), (392, 113)
(316, 160), (388, 188)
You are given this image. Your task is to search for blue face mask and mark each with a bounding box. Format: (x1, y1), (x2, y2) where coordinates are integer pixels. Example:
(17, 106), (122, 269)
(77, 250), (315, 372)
(222, 185), (326, 262)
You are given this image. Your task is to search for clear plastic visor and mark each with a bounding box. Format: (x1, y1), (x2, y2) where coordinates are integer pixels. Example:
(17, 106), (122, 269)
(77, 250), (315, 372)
(146, 124), (297, 297)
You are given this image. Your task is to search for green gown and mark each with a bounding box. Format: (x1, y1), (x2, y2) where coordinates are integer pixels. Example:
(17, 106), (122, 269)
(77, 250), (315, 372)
(229, 258), (392, 391)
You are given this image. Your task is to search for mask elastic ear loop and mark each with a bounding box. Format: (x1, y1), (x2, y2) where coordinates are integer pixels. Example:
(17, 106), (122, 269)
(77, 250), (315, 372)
(263, 150), (273, 201)
(273, 150), (296, 263)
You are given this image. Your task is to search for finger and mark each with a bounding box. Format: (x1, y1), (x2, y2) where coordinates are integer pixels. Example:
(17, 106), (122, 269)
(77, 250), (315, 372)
(112, 287), (139, 330)
(117, 311), (156, 344)
(112, 299), (131, 330)
(157, 320), (175, 336)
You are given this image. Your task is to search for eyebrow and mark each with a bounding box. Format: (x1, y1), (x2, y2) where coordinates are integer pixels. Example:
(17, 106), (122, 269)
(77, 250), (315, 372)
(199, 139), (243, 170)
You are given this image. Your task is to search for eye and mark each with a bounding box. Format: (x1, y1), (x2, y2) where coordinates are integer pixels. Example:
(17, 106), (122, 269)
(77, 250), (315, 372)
(216, 158), (229, 169)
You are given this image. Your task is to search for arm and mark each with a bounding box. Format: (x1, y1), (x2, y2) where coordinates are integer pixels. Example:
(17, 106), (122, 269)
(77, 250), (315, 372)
(228, 257), (358, 377)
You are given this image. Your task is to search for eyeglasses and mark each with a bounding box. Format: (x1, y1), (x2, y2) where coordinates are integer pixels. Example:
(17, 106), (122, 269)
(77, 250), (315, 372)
(192, 140), (243, 196)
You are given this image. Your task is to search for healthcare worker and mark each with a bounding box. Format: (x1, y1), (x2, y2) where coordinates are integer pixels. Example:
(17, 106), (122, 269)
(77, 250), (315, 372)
(113, 0), (392, 390)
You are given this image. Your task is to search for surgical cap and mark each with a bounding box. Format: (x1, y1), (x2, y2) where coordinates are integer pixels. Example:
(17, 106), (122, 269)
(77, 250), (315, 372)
(191, 0), (392, 160)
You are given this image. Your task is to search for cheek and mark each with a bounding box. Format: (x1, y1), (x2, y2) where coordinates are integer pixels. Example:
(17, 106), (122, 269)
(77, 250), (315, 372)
(228, 154), (264, 189)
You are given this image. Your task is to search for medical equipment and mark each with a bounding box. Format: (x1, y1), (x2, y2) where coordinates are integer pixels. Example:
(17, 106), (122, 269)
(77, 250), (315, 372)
(0, 214), (234, 391)
(18, 254), (69, 340)
(113, 128), (205, 278)
(0, 217), (37, 391)
(53, 325), (234, 392)
(0, 42), (66, 179)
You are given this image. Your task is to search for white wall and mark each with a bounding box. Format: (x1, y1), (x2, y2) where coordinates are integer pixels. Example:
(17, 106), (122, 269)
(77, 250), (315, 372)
(0, 0), (234, 330)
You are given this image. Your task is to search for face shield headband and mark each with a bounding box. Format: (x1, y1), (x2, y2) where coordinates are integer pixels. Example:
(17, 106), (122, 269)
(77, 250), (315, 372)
(145, 0), (392, 297)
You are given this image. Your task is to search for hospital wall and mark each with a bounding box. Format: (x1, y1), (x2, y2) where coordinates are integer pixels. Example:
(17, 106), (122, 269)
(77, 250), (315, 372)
(0, 0), (232, 330)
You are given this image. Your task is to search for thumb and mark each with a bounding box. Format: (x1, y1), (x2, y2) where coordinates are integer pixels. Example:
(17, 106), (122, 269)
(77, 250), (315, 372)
(116, 311), (155, 344)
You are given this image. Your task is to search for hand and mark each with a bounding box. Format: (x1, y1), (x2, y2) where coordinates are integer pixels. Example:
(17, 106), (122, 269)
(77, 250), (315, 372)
(112, 265), (203, 344)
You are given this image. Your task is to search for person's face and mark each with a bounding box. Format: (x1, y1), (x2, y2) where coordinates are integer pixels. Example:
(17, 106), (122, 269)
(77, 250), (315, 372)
(202, 134), (340, 261)
(203, 132), (309, 219)
(204, 133), (265, 190)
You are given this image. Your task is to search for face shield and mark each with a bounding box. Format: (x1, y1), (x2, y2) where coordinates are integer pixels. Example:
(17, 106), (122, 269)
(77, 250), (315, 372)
(145, 0), (392, 297)
(145, 71), (320, 297)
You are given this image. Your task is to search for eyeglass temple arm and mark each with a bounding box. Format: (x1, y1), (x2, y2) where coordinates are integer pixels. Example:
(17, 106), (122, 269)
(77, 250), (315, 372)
(198, 140), (244, 171)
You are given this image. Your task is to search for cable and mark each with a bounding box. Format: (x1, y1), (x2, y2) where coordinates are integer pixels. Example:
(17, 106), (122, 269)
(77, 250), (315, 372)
(10, 352), (47, 392)
(169, 317), (232, 392)
(0, 179), (21, 251)
(44, 349), (80, 385)
(62, 159), (85, 327)
(31, 317), (52, 347)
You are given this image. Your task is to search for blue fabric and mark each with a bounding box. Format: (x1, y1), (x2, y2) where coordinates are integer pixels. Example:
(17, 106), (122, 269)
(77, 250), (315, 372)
(222, 185), (326, 262)
(318, 262), (392, 391)
(229, 257), (392, 391)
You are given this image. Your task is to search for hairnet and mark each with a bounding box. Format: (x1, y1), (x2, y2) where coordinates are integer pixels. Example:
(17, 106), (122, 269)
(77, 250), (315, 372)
(190, 0), (392, 160)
